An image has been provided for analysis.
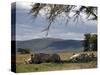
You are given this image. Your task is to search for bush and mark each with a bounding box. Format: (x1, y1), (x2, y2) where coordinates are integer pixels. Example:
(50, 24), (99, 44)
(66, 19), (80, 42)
(83, 34), (97, 51)
(17, 48), (31, 54)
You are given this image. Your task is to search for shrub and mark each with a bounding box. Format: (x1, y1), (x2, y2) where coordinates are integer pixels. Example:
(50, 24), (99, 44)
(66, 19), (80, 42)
(17, 48), (31, 54)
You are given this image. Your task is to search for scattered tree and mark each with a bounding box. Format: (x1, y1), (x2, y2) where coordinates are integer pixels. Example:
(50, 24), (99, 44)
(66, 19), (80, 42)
(90, 34), (97, 51)
(17, 48), (31, 54)
(83, 33), (91, 51)
(83, 34), (97, 51)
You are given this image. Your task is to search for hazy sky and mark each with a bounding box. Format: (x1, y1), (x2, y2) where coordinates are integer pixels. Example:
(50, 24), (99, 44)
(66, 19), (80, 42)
(16, 2), (97, 41)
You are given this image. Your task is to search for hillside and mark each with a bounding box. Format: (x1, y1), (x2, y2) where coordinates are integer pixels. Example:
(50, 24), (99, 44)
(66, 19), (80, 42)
(16, 38), (83, 53)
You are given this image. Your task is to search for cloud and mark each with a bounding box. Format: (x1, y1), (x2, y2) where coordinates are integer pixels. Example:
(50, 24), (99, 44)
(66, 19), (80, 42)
(47, 32), (84, 40)
(16, 2), (32, 10)
(16, 31), (46, 41)
(15, 2), (97, 41)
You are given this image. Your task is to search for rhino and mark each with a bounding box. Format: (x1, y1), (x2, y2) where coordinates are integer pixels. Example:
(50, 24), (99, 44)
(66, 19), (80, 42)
(24, 53), (61, 64)
(49, 54), (61, 63)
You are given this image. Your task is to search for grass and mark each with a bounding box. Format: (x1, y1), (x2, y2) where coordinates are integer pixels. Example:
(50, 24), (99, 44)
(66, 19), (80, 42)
(16, 51), (97, 73)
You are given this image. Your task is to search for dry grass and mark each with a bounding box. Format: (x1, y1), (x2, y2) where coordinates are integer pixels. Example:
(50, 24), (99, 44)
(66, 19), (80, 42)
(16, 51), (97, 73)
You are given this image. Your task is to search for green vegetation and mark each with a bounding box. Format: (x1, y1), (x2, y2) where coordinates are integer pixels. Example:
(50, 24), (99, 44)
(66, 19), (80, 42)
(16, 51), (97, 73)
(83, 34), (97, 51)
(16, 61), (97, 73)
(17, 48), (31, 54)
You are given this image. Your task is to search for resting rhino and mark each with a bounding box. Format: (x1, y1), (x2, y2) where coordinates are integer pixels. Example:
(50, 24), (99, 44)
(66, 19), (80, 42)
(24, 53), (61, 64)
(49, 54), (61, 63)
(33, 53), (61, 64)
(33, 53), (51, 64)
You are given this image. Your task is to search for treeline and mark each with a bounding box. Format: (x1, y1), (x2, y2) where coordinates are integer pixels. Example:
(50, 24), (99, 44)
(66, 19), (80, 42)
(83, 33), (97, 52)
(17, 48), (31, 54)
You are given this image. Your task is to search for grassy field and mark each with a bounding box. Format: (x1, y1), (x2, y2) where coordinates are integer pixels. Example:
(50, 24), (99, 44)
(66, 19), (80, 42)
(16, 51), (97, 73)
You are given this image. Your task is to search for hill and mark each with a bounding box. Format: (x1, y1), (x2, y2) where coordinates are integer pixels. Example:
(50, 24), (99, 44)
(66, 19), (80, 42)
(16, 38), (83, 53)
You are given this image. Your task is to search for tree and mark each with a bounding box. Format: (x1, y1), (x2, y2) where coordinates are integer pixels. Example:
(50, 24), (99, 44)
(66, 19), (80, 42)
(90, 34), (97, 51)
(17, 48), (31, 54)
(83, 33), (91, 51)
(30, 3), (97, 36)
(83, 34), (97, 51)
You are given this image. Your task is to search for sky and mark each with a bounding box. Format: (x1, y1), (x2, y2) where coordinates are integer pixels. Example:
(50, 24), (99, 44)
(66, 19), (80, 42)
(15, 2), (97, 41)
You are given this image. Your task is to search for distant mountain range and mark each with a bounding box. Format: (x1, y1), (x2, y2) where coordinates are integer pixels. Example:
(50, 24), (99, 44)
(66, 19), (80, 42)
(16, 38), (83, 53)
